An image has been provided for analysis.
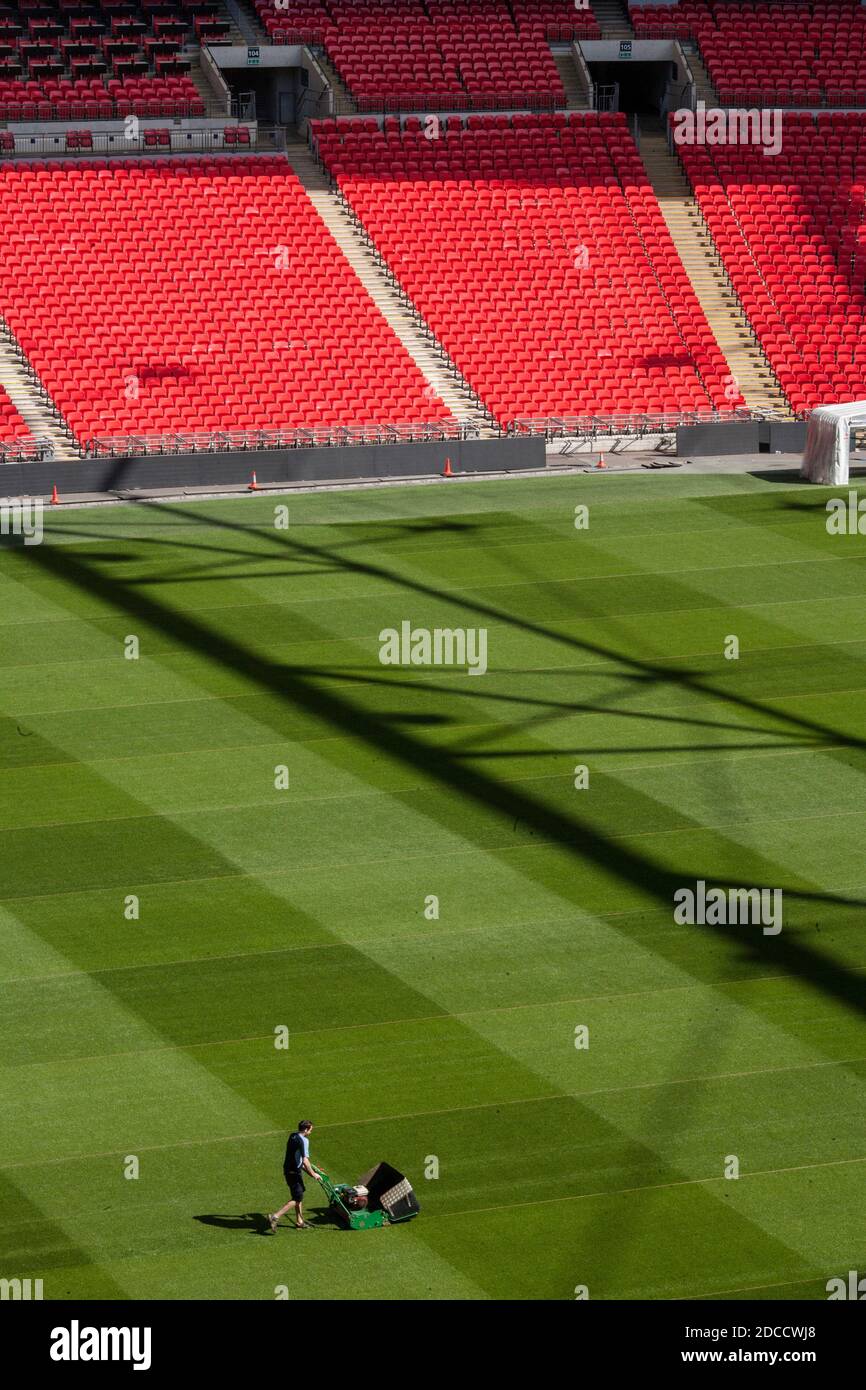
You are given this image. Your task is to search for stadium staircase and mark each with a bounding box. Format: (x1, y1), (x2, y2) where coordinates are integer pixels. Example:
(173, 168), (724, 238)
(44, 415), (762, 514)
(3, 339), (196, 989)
(637, 122), (791, 418)
(220, 0), (263, 45)
(186, 56), (227, 112)
(551, 50), (591, 110)
(0, 327), (76, 459)
(679, 39), (719, 108)
(311, 50), (356, 115)
(589, 0), (633, 38)
(283, 140), (495, 434)
(210, 13), (246, 45)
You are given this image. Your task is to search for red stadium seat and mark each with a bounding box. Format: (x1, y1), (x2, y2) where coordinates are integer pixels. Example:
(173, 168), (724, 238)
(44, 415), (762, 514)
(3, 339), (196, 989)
(312, 112), (738, 427)
(677, 111), (866, 414)
(252, 0), (598, 108)
(0, 385), (32, 444)
(0, 156), (454, 444)
(631, 1), (866, 106)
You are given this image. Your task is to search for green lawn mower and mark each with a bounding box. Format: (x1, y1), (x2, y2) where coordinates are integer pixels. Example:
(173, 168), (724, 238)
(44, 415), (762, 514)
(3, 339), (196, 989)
(317, 1162), (420, 1231)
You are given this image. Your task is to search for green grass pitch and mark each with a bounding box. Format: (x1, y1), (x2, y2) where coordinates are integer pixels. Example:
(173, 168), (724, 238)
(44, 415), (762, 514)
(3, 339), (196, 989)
(1, 467), (864, 1301)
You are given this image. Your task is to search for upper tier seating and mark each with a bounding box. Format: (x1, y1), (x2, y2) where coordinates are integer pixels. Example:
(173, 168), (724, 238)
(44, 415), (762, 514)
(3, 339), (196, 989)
(313, 112), (740, 426)
(0, 0), (218, 116)
(0, 155), (452, 443)
(678, 112), (866, 415)
(630, 1), (866, 105)
(256, 0), (598, 109)
(0, 74), (205, 117)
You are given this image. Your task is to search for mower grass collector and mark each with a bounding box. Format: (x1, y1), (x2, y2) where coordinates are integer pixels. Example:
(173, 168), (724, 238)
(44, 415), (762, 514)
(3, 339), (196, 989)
(317, 1162), (420, 1230)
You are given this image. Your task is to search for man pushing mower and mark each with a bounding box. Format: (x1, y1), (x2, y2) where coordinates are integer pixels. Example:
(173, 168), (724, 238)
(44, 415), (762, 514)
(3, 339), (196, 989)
(268, 1120), (322, 1232)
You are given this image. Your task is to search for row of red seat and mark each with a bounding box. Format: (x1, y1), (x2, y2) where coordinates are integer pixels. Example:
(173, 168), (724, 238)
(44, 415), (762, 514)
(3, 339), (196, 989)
(0, 73), (205, 117)
(0, 384), (31, 442)
(0, 156), (452, 442)
(313, 112), (739, 424)
(255, 0), (597, 107)
(0, 0), (220, 102)
(677, 112), (866, 414)
(631, 1), (866, 102)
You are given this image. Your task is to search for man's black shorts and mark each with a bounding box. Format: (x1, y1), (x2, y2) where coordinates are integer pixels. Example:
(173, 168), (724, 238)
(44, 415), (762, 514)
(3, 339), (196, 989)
(284, 1168), (305, 1203)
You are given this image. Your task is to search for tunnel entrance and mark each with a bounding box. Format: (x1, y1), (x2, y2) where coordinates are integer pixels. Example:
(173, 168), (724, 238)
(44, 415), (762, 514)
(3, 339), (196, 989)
(587, 59), (681, 116)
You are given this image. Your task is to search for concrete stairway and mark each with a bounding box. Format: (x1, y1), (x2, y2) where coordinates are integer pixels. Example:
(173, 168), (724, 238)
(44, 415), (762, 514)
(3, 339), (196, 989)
(310, 49), (356, 115)
(680, 39), (719, 107)
(589, 0), (633, 38)
(637, 126), (791, 417)
(551, 48), (591, 110)
(219, 0), (263, 45)
(187, 55), (230, 113)
(283, 141), (496, 434)
(0, 328), (76, 460)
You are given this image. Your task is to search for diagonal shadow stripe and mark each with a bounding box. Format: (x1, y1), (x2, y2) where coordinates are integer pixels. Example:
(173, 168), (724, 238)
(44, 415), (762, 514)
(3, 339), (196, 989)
(20, 508), (866, 1025)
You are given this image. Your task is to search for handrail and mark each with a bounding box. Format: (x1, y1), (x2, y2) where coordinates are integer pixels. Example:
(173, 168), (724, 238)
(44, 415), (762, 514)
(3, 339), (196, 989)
(0, 438), (58, 462)
(0, 127), (292, 158)
(571, 40), (594, 110)
(78, 420), (474, 458)
(506, 407), (799, 440)
(198, 41), (232, 115)
(1, 408), (805, 463)
(0, 95), (246, 120)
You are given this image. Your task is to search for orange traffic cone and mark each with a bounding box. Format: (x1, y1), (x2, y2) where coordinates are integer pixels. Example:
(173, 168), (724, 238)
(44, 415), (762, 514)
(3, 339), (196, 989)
(50, 484), (59, 505)
(248, 471), (259, 491)
(596, 453), (606, 470)
(443, 457), (453, 477)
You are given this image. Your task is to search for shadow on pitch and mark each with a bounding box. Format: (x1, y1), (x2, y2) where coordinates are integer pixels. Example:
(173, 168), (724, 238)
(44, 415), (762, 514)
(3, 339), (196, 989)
(20, 500), (866, 1022)
(194, 1212), (272, 1236)
(194, 1209), (337, 1234)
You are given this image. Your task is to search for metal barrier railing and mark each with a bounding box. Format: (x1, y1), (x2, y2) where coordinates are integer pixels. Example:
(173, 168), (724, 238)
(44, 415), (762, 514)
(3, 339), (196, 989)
(0, 126), (287, 157)
(268, 24), (599, 45)
(0, 95), (243, 121)
(78, 420), (474, 458)
(270, 30), (327, 46)
(350, 91), (560, 114)
(506, 407), (797, 439)
(0, 438), (58, 462)
(2, 408), (804, 463)
(545, 25), (602, 42)
(717, 88), (866, 110)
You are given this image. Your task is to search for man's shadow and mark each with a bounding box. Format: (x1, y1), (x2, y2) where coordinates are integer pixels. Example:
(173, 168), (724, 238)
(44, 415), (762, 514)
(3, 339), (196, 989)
(194, 1208), (339, 1235)
(194, 1212), (272, 1236)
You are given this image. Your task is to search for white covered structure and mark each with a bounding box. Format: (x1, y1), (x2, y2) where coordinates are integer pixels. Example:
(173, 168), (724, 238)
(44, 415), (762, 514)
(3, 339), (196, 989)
(801, 400), (866, 484)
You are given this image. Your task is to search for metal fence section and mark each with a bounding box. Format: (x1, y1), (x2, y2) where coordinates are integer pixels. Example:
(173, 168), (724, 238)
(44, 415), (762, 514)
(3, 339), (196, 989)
(0, 95), (244, 121)
(0, 438), (58, 463)
(506, 407), (798, 440)
(350, 91), (561, 114)
(79, 420), (475, 458)
(0, 126), (287, 158)
(717, 88), (866, 110)
(47, 410), (808, 461)
(268, 23), (599, 45)
(1, 409), (806, 463)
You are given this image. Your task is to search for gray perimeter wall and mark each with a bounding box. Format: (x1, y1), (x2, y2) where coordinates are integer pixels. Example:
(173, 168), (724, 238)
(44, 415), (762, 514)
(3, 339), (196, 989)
(676, 421), (807, 456)
(1, 436), (545, 499)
